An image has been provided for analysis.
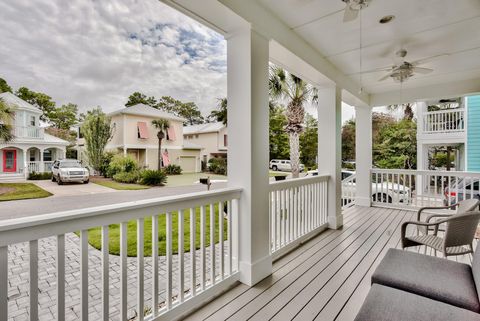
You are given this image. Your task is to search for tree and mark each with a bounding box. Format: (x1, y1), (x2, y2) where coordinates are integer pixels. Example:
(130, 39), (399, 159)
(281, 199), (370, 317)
(387, 103), (414, 121)
(0, 98), (14, 142)
(81, 108), (114, 173)
(300, 114), (318, 168)
(0, 78), (12, 93)
(374, 119), (417, 169)
(157, 96), (204, 125)
(49, 103), (78, 130)
(208, 98), (227, 125)
(15, 87), (56, 121)
(152, 119), (170, 170)
(125, 92), (157, 107)
(269, 104), (289, 161)
(269, 66), (318, 178)
(342, 119), (356, 161)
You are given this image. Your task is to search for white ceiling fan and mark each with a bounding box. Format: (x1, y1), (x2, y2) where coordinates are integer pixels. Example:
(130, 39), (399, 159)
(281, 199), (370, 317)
(342, 0), (372, 22)
(356, 49), (448, 83)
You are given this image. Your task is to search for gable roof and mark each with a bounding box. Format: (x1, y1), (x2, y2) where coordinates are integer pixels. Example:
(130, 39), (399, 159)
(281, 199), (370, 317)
(183, 122), (226, 135)
(0, 92), (42, 114)
(108, 104), (185, 122)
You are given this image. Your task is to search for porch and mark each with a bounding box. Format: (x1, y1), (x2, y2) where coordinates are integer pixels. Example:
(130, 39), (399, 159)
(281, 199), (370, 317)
(0, 146), (65, 178)
(184, 205), (474, 321)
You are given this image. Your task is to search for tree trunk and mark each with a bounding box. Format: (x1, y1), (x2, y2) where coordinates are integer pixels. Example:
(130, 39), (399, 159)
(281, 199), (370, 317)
(158, 138), (162, 171)
(289, 132), (300, 179)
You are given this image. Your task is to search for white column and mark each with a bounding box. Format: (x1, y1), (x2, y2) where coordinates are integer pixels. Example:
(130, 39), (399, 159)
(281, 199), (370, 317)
(317, 86), (342, 229)
(355, 106), (372, 207)
(39, 149), (45, 173)
(227, 27), (271, 286)
(416, 101), (427, 193)
(23, 149), (28, 178)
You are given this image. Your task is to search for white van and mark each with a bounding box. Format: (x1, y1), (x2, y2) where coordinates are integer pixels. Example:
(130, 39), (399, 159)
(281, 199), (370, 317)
(269, 159), (305, 172)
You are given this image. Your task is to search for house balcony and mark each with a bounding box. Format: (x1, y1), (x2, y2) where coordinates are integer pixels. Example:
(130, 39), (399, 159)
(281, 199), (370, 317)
(418, 109), (466, 142)
(13, 126), (45, 140)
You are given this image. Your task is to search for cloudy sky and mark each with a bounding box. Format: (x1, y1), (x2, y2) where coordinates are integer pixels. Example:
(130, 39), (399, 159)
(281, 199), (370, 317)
(0, 0), (227, 115)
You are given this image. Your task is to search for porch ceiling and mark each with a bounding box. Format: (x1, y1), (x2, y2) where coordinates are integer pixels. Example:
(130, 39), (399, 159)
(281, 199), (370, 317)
(258, 0), (480, 98)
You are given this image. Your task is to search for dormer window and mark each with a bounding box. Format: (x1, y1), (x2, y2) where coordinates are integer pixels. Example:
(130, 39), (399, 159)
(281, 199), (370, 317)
(30, 116), (36, 126)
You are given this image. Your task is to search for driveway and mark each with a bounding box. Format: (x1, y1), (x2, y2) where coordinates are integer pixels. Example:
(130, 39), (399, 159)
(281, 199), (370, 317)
(0, 182), (228, 220)
(33, 180), (115, 197)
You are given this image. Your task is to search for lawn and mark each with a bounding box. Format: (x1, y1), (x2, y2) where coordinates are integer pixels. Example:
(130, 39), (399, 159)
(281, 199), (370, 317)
(0, 183), (52, 201)
(85, 204), (227, 257)
(269, 171), (287, 177)
(165, 173), (227, 187)
(91, 177), (149, 190)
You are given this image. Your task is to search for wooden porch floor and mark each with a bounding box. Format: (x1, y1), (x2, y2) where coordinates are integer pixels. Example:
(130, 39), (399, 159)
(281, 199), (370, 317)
(184, 205), (474, 321)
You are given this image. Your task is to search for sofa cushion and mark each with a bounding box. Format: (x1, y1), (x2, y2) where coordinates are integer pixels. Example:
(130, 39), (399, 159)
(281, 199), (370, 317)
(372, 248), (480, 312)
(355, 284), (480, 321)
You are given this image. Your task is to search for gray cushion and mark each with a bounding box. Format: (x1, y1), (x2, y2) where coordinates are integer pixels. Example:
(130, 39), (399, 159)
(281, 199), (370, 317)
(355, 284), (480, 321)
(372, 248), (480, 312)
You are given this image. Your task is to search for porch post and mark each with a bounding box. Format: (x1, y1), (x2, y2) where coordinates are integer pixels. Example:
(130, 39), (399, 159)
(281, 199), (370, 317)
(23, 149), (28, 178)
(39, 149), (45, 173)
(317, 86), (343, 229)
(416, 101), (427, 193)
(227, 26), (272, 286)
(355, 106), (372, 206)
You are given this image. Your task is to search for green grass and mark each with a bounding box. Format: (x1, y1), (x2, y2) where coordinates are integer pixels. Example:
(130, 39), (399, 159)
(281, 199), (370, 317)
(269, 171), (287, 177)
(165, 173), (227, 187)
(91, 178), (149, 190)
(84, 204), (227, 257)
(0, 183), (52, 201)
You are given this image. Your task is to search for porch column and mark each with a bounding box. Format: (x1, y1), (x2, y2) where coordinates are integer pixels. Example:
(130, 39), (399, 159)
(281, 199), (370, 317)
(227, 26), (271, 286)
(317, 86), (343, 229)
(355, 106), (372, 206)
(23, 149), (28, 178)
(416, 101), (427, 193)
(39, 149), (45, 173)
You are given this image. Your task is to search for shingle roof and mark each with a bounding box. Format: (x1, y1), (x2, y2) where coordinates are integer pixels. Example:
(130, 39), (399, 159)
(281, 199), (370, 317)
(43, 133), (69, 145)
(108, 104), (185, 122)
(0, 92), (42, 113)
(183, 122), (226, 135)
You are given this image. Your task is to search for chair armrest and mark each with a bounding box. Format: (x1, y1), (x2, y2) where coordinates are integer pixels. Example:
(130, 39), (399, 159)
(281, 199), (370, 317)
(426, 213), (454, 223)
(401, 219), (449, 239)
(417, 204), (458, 221)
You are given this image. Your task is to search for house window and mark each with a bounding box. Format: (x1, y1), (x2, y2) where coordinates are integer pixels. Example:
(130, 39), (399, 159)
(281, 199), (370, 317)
(167, 127), (176, 141)
(29, 150), (36, 161)
(137, 122), (149, 139)
(43, 149), (52, 162)
(224, 134), (228, 147)
(30, 116), (36, 126)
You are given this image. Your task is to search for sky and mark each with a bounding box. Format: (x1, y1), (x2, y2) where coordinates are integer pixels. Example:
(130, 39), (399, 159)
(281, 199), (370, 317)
(0, 0), (227, 115)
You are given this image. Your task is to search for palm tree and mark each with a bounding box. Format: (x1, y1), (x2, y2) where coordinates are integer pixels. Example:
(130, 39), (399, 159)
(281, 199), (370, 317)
(387, 103), (414, 120)
(152, 119), (170, 170)
(0, 98), (14, 142)
(269, 67), (318, 178)
(209, 98), (227, 125)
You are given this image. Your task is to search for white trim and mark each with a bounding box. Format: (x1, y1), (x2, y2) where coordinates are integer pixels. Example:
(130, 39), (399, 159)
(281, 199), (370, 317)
(107, 144), (185, 150)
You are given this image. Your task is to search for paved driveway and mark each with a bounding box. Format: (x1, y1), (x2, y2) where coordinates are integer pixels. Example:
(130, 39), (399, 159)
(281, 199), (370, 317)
(33, 180), (115, 197)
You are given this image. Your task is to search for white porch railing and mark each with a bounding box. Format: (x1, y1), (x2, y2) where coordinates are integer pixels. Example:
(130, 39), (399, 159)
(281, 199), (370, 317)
(14, 126), (45, 139)
(371, 169), (480, 209)
(27, 161), (41, 173)
(44, 161), (54, 172)
(0, 188), (241, 321)
(422, 108), (465, 134)
(341, 174), (356, 209)
(269, 175), (329, 258)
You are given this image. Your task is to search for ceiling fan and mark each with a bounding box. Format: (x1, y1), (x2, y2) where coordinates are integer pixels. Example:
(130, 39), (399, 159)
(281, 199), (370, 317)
(357, 49), (448, 83)
(342, 0), (372, 22)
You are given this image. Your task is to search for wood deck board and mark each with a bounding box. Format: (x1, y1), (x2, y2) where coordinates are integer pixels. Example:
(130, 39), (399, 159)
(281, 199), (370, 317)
(184, 206), (475, 321)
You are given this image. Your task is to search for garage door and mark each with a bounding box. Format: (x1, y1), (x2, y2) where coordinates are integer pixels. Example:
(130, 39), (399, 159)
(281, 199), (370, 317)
(179, 156), (196, 173)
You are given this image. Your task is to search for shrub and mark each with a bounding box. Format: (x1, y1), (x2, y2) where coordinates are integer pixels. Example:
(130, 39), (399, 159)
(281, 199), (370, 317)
(113, 171), (140, 184)
(139, 170), (167, 186)
(107, 154), (139, 177)
(164, 164), (182, 175)
(100, 151), (116, 177)
(28, 172), (53, 180)
(208, 158), (227, 175)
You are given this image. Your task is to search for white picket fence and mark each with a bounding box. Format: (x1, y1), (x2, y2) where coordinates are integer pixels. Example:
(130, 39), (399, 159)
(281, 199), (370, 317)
(0, 188), (241, 321)
(269, 175), (329, 258)
(371, 169), (480, 209)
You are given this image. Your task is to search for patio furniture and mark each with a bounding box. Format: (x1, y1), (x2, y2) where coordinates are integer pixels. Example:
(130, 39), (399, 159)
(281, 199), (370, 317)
(402, 210), (480, 257)
(355, 246), (480, 320)
(416, 198), (480, 236)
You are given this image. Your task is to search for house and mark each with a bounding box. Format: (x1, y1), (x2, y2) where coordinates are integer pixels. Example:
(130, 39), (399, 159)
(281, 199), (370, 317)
(77, 103), (202, 172)
(183, 122), (227, 164)
(0, 92), (69, 180)
(2, 1), (480, 321)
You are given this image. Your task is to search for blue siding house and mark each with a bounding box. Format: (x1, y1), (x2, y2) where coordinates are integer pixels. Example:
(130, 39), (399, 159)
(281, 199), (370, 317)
(467, 95), (480, 171)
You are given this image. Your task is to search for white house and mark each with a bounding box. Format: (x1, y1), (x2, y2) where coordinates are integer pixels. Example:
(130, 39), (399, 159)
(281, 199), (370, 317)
(183, 122), (227, 163)
(0, 92), (69, 180)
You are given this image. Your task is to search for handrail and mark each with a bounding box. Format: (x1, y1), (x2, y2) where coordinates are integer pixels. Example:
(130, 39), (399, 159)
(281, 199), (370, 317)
(269, 174), (329, 191)
(371, 168), (480, 178)
(424, 108), (465, 115)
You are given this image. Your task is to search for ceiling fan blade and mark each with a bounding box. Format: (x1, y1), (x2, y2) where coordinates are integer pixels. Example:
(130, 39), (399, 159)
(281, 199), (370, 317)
(343, 5), (358, 22)
(412, 67), (433, 74)
(411, 54), (449, 66)
(347, 66), (392, 76)
(378, 73), (392, 82)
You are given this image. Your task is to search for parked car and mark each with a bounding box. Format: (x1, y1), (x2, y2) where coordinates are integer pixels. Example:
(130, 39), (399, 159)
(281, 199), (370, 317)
(269, 159), (305, 172)
(444, 178), (480, 205)
(51, 159), (90, 185)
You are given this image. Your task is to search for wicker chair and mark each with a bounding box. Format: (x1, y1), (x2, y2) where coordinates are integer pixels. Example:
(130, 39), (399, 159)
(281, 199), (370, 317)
(402, 211), (480, 257)
(416, 199), (480, 236)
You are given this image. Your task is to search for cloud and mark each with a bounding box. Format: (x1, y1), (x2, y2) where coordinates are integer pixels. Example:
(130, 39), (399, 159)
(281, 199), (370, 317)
(0, 0), (227, 115)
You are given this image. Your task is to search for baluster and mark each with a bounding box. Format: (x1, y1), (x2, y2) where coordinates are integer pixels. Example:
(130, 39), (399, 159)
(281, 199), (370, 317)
(80, 230), (88, 320)
(227, 201), (232, 275)
(178, 210), (184, 303)
(120, 222), (127, 320)
(219, 202), (224, 280)
(209, 203), (216, 285)
(190, 208), (196, 297)
(166, 212), (173, 309)
(271, 191), (276, 252)
(137, 218), (144, 321)
(152, 216), (159, 316)
(101, 227), (109, 321)
(30, 240), (38, 321)
(200, 206), (206, 290)
(57, 234), (65, 321)
(0, 246), (7, 321)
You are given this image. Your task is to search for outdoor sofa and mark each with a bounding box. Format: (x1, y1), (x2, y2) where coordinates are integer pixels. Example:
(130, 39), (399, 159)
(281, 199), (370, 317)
(355, 247), (480, 321)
